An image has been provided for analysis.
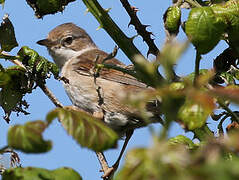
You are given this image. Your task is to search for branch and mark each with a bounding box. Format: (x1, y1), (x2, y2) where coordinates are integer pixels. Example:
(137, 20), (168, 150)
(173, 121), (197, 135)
(193, 124), (214, 141)
(38, 84), (63, 108)
(82, 0), (142, 61)
(119, 0), (160, 56)
(96, 152), (112, 180)
(0, 52), (25, 68)
(194, 52), (201, 86)
(82, 0), (165, 86)
(218, 100), (239, 124)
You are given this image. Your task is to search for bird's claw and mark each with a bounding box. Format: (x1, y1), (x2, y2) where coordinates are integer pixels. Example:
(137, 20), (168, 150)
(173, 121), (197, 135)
(101, 167), (115, 179)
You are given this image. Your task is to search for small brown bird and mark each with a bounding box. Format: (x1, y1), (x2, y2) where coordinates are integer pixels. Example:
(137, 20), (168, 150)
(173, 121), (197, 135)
(37, 23), (161, 178)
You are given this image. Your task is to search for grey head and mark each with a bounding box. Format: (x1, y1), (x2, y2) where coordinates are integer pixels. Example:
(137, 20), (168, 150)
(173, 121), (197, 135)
(37, 23), (97, 69)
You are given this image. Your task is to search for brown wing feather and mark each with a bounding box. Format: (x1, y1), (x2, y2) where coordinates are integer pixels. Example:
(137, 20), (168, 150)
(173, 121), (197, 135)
(72, 49), (147, 88)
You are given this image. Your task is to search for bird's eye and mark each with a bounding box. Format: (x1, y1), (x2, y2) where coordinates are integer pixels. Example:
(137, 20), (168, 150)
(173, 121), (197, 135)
(61, 36), (73, 46)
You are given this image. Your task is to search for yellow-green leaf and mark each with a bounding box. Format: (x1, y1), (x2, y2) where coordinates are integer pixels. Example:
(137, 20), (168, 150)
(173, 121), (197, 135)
(7, 120), (52, 153)
(46, 107), (118, 152)
(2, 167), (82, 180)
(164, 6), (181, 35)
(185, 7), (226, 54)
(168, 135), (198, 150)
(178, 100), (211, 130)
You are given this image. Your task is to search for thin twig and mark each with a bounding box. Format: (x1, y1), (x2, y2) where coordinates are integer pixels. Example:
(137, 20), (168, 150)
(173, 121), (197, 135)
(91, 54), (113, 178)
(39, 84), (63, 108)
(120, 0), (160, 56)
(96, 152), (111, 180)
(218, 100), (239, 124)
(0, 51), (25, 68)
(82, 0), (165, 86)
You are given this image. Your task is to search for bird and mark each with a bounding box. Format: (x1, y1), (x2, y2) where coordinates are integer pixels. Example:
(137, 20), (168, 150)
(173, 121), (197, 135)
(37, 23), (162, 178)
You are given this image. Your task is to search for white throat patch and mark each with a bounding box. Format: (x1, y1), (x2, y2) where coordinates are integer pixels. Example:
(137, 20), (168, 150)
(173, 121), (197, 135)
(49, 46), (97, 69)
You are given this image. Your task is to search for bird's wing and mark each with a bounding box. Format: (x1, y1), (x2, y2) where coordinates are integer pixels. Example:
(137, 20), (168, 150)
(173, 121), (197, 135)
(72, 49), (148, 89)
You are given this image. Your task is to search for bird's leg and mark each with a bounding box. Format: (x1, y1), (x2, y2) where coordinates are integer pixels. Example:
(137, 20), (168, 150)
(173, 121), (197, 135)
(101, 130), (134, 179)
(95, 152), (111, 180)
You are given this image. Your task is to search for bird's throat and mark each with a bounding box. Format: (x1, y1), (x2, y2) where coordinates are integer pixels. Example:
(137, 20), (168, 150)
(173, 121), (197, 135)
(48, 46), (98, 70)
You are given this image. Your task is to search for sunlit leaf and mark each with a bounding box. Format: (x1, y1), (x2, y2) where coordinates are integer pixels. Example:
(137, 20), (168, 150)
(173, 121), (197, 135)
(7, 120), (52, 153)
(212, 0), (239, 43)
(52, 167), (82, 180)
(26, 0), (76, 18)
(168, 135), (198, 150)
(2, 167), (82, 180)
(46, 107), (118, 152)
(185, 7), (226, 54)
(0, 14), (18, 52)
(169, 82), (185, 91)
(178, 100), (212, 130)
(163, 6), (181, 35)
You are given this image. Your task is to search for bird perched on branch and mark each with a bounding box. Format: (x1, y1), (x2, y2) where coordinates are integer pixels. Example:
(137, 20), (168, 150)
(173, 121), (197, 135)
(37, 23), (161, 178)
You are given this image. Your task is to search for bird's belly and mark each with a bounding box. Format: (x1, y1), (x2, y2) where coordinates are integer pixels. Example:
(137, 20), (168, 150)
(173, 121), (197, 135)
(61, 67), (139, 132)
(63, 82), (99, 113)
(63, 83), (133, 133)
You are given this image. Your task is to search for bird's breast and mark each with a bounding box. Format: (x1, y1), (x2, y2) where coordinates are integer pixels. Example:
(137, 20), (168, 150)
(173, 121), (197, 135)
(60, 60), (142, 133)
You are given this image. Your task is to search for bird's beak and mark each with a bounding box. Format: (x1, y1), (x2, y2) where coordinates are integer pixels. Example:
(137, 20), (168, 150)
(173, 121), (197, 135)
(37, 39), (55, 47)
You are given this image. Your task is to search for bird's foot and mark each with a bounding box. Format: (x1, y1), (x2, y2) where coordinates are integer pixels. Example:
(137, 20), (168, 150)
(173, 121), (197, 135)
(100, 167), (116, 179)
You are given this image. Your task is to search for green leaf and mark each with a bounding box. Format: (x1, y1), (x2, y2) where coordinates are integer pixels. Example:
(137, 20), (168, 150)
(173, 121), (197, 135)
(185, 7), (226, 54)
(168, 135), (198, 150)
(18, 46), (59, 80)
(52, 167), (82, 180)
(0, 0), (5, 7)
(178, 100), (211, 130)
(163, 6), (181, 35)
(0, 14), (18, 52)
(169, 82), (185, 91)
(2, 167), (82, 180)
(0, 66), (29, 122)
(7, 120), (52, 153)
(212, 0), (239, 43)
(26, 0), (76, 18)
(220, 72), (235, 84)
(0, 88), (23, 116)
(0, 71), (10, 86)
(46, 107), (118, 151)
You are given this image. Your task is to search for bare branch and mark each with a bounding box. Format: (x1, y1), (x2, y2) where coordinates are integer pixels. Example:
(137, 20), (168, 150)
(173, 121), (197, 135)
(96, 152), (113, 180)
(120, 0), (160, 56)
